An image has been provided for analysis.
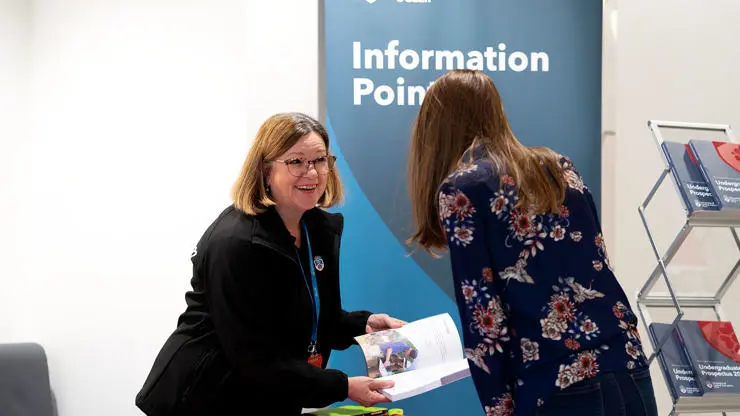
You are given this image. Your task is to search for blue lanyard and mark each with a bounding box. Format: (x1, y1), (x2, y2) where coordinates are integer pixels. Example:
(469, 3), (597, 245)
(296, 221), (320, 353)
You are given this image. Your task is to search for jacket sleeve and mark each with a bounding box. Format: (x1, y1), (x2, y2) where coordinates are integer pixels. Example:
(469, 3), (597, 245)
(325, 309), (372, 350)
(439, 176), (516, 415)
(203, 236), (348, 409)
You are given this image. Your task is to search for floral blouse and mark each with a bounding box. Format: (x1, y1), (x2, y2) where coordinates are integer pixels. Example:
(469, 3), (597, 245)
(438, 145), (647, 415)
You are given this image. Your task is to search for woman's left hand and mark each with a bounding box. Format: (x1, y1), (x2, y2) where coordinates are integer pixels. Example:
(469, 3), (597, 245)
(365, 314), (406, 333)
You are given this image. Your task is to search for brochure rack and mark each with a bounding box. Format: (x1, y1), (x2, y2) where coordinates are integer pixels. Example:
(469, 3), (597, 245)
(636, 120), (740, 415)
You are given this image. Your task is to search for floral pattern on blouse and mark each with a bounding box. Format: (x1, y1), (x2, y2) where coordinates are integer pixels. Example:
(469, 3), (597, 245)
(438, 146), (647, 415)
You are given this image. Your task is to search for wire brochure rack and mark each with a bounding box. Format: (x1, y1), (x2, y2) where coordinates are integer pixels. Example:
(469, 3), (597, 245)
(635, 120), (740, 415)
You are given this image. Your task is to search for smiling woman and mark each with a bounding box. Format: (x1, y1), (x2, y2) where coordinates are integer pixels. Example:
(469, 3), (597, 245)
(134, 112), (406, 416)
(232, 113), (343, 243)
(232, 113), (343, 220)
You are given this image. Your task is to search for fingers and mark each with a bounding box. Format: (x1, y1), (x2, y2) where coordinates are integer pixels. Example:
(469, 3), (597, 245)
(384, 317), (405, 328)
(350, 378), (393, 407)
(358, 391), (390, 407)
(368, 391), (391, 404)
(368, 314), (407, 332)
(391, 317), (406, 325)
(370, 379), (395, 390)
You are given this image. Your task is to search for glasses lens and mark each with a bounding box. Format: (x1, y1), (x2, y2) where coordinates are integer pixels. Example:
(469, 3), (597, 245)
(314, 157), (329, 174)
(286, 159), (307, 177)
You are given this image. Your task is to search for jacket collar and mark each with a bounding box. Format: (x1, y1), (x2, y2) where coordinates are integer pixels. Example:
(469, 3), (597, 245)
(250, 206), (343, 255)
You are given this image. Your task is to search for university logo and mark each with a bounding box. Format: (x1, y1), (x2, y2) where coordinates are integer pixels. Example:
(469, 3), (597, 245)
(313, 256), (325, 271)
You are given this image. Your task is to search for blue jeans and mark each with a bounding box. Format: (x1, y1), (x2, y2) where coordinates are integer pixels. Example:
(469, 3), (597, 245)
(535, 368), (658, 416)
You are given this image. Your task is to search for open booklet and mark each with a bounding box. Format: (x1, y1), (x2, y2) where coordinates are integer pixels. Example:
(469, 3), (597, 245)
(354, 313), (471, 401)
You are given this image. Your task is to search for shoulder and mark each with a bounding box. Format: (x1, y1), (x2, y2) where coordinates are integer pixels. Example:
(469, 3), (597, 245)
(197, 206), (255, 259)
(554, 153), (588, 193)
(533, 147), (588, 194)
(211, 205), (256, 239)
(305, 207), (344, 236)
(529, 146), (574, 174)
(556, 153), (578, 173)
(439, 152), (499, 203)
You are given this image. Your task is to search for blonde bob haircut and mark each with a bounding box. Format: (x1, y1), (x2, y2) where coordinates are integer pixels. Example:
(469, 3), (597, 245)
(231, 112), (344, 215)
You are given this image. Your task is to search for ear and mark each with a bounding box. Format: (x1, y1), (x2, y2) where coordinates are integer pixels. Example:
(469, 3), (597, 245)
(263, 163), (273, 189)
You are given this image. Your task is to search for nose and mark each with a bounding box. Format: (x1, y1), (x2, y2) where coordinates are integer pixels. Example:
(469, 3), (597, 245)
(304, 161), (319, 177)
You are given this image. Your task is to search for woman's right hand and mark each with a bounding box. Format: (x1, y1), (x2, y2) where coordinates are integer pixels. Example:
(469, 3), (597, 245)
(347, 376), (394, 407)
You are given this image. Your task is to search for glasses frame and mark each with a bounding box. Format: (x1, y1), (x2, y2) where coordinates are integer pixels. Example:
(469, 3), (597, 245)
(271, 155), (337, 177)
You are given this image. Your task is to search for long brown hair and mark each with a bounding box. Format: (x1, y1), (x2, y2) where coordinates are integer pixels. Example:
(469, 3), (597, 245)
(231, 112), (343, 215)
(407, 69), (567, 254)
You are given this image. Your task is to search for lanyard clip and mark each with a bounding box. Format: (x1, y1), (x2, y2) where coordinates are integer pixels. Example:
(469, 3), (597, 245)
(308, 342), (318, 355)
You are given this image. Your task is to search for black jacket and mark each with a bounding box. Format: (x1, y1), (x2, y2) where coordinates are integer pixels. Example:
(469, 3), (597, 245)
(135, 205), (371, 415)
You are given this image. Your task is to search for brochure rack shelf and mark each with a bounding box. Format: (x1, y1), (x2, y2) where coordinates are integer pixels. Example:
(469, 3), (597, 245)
(636, 120), (740, 416)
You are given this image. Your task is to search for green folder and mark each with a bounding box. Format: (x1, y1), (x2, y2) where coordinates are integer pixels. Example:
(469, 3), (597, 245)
(306, 405), (399, 415)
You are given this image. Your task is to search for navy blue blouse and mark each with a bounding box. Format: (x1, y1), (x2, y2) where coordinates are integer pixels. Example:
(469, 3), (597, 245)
(438, 145), (647, 415)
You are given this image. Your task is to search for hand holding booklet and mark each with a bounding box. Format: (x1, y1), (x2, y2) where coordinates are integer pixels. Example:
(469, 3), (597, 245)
(354, 313), (471, 401)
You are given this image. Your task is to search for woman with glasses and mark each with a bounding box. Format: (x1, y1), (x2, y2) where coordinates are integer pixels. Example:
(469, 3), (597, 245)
(406, 70), (658, 416)
(136, 112), (403, 415)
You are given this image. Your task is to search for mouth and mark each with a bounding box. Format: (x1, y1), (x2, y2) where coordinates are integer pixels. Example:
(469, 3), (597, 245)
(296, 184), (318, 193)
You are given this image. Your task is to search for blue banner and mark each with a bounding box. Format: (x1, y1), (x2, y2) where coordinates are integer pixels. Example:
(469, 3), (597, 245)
(322, 1), (602, 414)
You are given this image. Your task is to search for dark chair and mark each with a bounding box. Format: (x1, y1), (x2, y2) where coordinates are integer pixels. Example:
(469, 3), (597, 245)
(0, 343), (57, 416)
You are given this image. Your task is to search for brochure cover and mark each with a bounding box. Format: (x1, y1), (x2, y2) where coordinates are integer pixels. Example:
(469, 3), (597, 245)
(689, 139), (740, 212)
(676, 320), (740, 397)
(660, 140), (719, 217)
(648, 322), (703, 401)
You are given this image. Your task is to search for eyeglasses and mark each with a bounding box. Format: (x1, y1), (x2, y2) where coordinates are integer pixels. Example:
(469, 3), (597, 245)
(272, 155), (337, 177)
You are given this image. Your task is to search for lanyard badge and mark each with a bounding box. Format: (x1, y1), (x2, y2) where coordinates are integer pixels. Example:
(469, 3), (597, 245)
(297, 222), (322, 368)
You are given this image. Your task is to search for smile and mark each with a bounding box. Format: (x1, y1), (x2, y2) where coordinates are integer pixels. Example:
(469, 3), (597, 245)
(296, 185), (317, 191)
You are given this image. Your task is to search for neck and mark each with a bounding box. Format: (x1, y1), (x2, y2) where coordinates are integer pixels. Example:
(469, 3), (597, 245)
(275, 205), (304, 246)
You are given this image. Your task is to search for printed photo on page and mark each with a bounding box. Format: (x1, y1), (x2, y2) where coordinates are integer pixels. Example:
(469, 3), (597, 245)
(354, 313), (471, 401)
(357, 326), (420, 378)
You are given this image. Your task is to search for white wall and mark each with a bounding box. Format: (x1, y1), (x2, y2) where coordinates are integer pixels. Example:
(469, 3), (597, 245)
(1, 1), (318, 415)
(603, 0), (740, 414)
(0, 0), (31, 340)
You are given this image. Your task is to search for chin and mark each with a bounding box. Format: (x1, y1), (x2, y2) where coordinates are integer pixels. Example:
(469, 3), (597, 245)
(293, 200), (320, 213)
(292, 193), (323, 212)
(299, 203), (318, 212)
